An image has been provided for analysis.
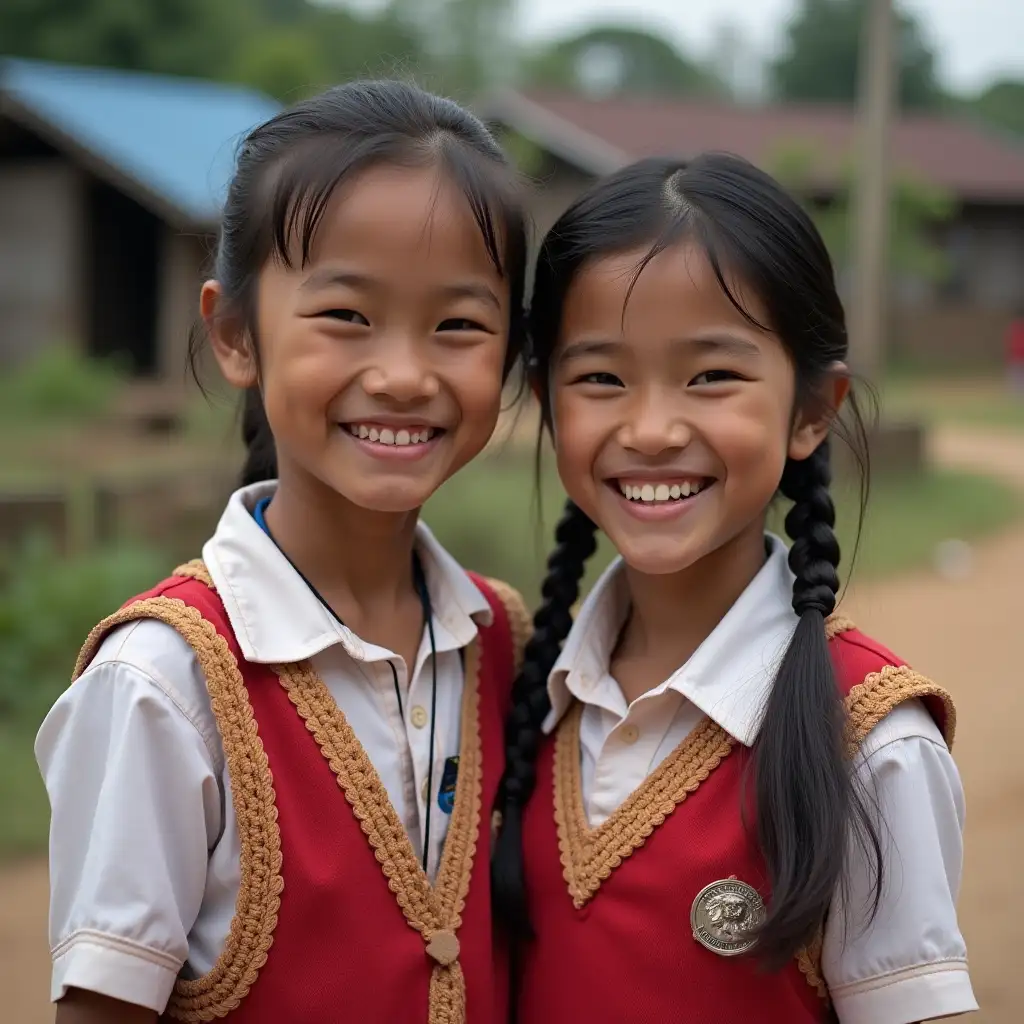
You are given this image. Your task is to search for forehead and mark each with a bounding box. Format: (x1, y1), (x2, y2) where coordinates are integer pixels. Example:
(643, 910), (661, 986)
(560, 241), (768, 340)
(302, 163), (506, 283)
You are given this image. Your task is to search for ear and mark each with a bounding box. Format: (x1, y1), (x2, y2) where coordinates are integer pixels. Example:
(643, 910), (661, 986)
(201, 280), (258, 389)
(788, 362), (850, 462)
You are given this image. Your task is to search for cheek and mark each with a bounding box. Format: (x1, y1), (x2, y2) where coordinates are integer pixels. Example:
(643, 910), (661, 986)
(551, 393), (605, 502)
(450, 343), (507, 428)
(715, 395), (792, 483)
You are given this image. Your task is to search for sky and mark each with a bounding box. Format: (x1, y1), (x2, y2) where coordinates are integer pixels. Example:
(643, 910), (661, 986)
(517, 0), (1024, 94)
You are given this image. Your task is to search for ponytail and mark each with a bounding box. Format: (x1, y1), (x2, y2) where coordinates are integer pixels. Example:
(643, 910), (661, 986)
(752, 439), (881, 966)
(240, 387), (277, 486)
(492, 500), (597, 938)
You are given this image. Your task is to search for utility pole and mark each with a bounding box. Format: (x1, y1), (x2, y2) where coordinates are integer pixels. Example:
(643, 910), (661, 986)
(849, 0), (896, 381)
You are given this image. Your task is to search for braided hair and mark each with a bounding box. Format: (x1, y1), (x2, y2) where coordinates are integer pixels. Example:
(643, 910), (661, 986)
(239, 387), (277, 486)
(186, 79), (529, 487)
(492, 500), (596, 935)
(493, 154), (879, 968)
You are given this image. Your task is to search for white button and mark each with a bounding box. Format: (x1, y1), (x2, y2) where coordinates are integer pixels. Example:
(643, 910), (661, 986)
(410, 705), (429, 729)
(620, 724), (640, 745)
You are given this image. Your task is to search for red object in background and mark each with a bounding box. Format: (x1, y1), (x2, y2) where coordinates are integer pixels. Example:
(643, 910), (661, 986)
(1007, 319), (1024, 366)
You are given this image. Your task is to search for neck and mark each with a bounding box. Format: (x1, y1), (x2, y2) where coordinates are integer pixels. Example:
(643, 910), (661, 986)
(264, 464), (420, 612)
(618, 523), (769, 670)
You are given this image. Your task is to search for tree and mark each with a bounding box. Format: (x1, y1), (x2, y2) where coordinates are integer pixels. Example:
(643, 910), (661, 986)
(967, 79), (1024, 138)
(0, 0), (252, 81)
(524, 25), (721, 98)
(390, 0), (519, 98)
(771, 0), (945, 109)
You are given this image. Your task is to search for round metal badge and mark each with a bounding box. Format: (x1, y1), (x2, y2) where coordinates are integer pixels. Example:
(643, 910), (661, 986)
(690, 877), (765, 957)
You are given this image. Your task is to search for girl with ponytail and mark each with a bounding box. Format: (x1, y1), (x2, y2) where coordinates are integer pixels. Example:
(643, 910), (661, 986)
(494, 154), (976, 1024)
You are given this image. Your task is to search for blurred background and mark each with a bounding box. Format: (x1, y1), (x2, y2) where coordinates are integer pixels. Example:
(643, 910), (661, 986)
(1, 0), (1022, 1020)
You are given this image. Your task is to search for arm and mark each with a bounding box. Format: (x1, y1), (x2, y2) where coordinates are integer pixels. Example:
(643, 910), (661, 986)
(822, 701), (978, 1024)
(56, 988), (157, 1024)
(36, 621), (220, 1014)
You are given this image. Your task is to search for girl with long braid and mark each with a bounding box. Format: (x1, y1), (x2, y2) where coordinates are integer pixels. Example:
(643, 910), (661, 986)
(493, 155), (976, 1024)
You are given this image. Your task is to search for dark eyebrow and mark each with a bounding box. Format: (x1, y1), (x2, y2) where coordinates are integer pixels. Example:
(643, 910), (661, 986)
(683, 335), (764, 359)
(559, 334), (763, 363)
(437, 282), (502, 311)
(299, 270), (501, 311)
(299, 268), (374, 293)
(558, 339), (624, 363)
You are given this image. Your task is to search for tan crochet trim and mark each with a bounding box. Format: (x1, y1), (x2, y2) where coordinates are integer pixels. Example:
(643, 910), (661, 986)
(277, 644), (483, 1024)
(73, 597), (282, 1022)
(173, 559), (215, 588)
(845, 663), (956, 751)
(553, 702), (734, 909)
(480, 576), (531, 674)
(795, 931), (829, 1001)
(825, 612), (855, 638)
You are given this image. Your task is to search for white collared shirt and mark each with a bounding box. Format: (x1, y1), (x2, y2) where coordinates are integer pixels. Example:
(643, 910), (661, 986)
(36, 482), (493, 1013)
(544, 534), (977, 1024)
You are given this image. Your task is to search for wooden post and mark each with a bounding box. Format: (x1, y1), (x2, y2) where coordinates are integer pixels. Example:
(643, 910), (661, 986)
(849, 0), (896, 381)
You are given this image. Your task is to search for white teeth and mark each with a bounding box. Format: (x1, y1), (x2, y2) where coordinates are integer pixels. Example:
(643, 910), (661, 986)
(618, 480), (705, 503)
(347, 424), (435, 445)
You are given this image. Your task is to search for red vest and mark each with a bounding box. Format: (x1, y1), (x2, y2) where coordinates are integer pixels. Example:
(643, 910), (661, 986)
(74, 563), (520, 1024)
(517, 624), (953, 1024)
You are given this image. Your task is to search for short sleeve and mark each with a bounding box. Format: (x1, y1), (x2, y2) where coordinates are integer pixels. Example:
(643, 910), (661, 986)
(823, 700), (978, 1024)
(35, 619), (222, 1012)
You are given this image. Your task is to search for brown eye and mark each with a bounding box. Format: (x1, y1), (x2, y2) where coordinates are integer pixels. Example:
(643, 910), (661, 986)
(691, 370), (741, 385)
(320, 308), (369, 325)
(575, 372), (624, 387)
(438, 318), (486, 332)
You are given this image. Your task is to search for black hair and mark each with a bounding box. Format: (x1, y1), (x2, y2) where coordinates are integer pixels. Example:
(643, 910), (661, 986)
(189, 79), (528, 485)
(493, 154), (878, 967)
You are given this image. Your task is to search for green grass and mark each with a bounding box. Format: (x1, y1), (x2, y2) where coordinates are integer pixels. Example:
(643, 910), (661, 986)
(0, 726), (49, 861)
(880, 375), (1024, 432)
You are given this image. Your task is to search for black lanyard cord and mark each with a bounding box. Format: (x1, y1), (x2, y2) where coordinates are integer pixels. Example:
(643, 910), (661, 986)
(255, 503), (438, 874)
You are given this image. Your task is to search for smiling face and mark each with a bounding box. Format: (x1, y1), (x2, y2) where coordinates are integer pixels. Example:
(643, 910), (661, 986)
(550, 241), (830, 576)
(208, 162), (511, 513)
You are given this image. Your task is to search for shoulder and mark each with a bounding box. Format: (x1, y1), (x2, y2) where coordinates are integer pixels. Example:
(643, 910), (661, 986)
(467, 573), (531, 674)
(75, 615), (223, 762)
(827, 620), (956, 751)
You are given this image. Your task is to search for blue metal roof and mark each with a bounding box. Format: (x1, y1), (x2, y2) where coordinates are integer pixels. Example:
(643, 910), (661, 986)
(0, 57), (281, 227)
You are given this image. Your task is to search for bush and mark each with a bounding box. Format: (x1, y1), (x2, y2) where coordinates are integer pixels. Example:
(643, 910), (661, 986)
(0, 536), (168, 726)
(0, 345), (127, 424)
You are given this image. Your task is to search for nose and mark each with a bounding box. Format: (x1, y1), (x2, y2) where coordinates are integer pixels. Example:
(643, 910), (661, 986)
(360, 335), (439, 404)
(618, 392), (691, 455)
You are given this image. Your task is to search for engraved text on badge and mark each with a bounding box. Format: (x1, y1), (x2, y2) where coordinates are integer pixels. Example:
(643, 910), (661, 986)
(690, 877), (765, 956)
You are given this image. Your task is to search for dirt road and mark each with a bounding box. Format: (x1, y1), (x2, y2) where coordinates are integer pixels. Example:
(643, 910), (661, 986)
(5, 423), (1023, 1022)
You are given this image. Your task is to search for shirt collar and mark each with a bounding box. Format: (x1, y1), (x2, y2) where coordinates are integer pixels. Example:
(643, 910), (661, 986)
(202, 482), (492, 665)
(545, 533), (799, 746)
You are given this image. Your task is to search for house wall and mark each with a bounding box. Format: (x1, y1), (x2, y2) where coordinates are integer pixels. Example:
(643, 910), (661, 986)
(156, 228), (208, 384)
(0, 159), (84, 365)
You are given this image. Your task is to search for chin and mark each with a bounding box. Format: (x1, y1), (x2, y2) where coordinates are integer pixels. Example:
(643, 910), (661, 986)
(349, 485), (433, 514)
(612, 537), (704, 577)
